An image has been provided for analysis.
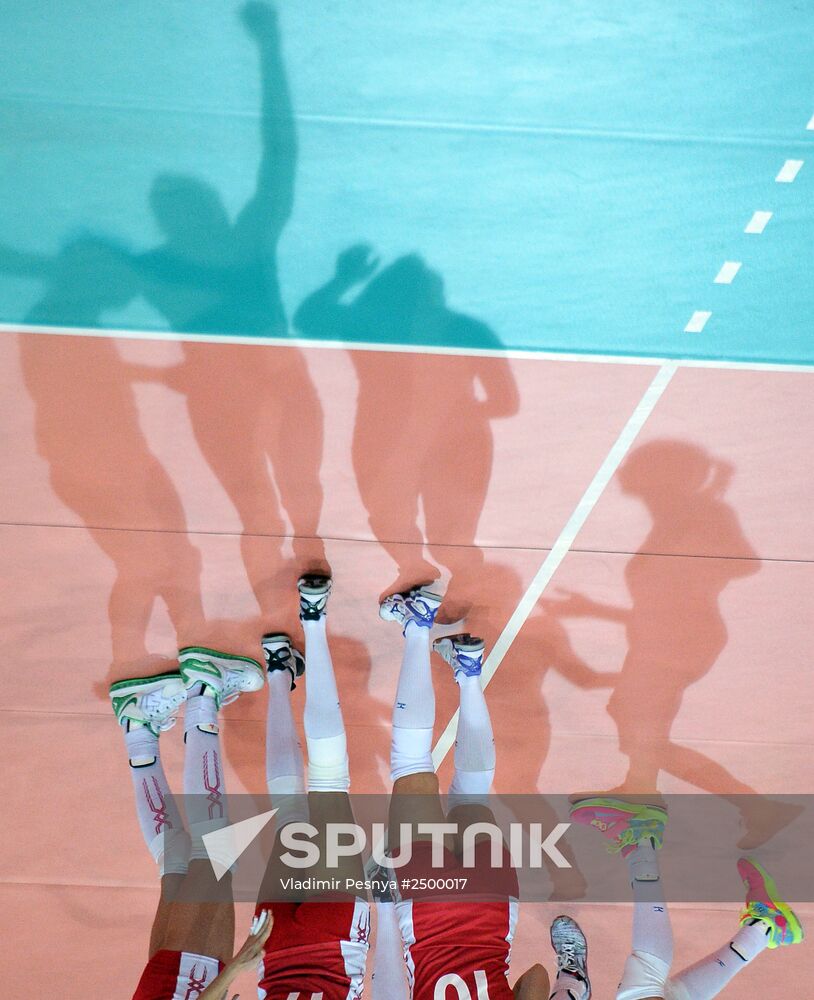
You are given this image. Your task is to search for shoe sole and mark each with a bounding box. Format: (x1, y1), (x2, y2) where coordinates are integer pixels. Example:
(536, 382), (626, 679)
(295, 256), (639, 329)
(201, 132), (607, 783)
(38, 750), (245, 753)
(740, 857), (804, 947)
(570, 796), (668, 824)
(109, 672), (185, 698)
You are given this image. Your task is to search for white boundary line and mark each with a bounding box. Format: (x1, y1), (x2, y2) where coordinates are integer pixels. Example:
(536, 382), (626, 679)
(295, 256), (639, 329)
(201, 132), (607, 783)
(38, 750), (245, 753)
(431, 362), (678, 769)
(2, 321), (813, 373)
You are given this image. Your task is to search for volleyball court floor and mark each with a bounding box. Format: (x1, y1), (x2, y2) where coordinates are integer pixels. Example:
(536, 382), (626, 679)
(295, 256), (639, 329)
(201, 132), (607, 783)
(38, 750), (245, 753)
(2, 330), (812, 997)
(2, 2), (814, 996)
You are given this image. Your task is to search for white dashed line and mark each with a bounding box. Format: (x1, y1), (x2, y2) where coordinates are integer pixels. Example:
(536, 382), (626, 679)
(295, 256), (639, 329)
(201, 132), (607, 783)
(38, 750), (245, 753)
(713, 261), (742, 284)
(776, 159), (804, 183)
(684, 310), (712, 333)
(745, 211), (773, 234)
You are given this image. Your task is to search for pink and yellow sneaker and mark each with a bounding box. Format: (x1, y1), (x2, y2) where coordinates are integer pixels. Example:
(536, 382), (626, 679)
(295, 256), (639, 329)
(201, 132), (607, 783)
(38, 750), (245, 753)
(570, 796), (667, 858)
(737, 858), (804, 949)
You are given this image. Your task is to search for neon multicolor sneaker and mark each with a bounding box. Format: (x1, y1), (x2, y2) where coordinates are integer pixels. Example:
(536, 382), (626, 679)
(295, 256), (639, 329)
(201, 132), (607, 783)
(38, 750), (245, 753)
(570, 797), (667, 858)
(261, 632), (306, 690)
(298, 574), (332, 622)
(737, 858), (804, 949)
(432, 633), (485, 678)
(109, 673), (187, 736)
(379, 585), (443, 633)
(550, 915), (591, 999)
(178, 647), (265, 708)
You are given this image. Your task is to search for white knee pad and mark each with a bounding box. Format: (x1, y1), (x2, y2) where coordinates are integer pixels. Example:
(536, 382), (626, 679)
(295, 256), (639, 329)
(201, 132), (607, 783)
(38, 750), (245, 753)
(448, 767), (494, 807)
(150, 828), (191, 876)
(664, 980), (691, 1000)
(307, 733), (350, 792)
(390, 726), (434, 782)
(267, 775), (309, 828)
(189, 817), (231, 866)
(616, 950), (671, 1000)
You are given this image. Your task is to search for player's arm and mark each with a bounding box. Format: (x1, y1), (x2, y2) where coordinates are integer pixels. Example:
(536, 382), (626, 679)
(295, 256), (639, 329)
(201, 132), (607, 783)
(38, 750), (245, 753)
(197, 909), (273, 1000)
(512, 962), (550, 999)
(293, 244), (379, 338)
(235, 1), (297, 246)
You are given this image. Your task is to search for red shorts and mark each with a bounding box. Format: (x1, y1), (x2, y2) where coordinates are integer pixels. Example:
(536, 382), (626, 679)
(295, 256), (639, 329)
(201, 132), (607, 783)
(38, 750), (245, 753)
(256, 897), (370, 1000)
(396, 840), (519, 1000)
(132, 950), (223, 1000)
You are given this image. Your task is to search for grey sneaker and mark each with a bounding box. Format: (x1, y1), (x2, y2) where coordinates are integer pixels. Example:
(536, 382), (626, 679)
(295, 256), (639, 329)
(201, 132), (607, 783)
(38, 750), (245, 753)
(550, 915), (591, 999)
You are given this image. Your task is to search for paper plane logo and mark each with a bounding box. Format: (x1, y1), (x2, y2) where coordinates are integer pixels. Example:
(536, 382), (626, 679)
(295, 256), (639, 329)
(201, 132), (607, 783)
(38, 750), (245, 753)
(203, 808), (278, 880)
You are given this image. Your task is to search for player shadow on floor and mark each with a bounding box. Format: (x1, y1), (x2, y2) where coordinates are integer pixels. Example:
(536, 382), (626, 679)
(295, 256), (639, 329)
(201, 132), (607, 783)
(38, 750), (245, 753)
(1, 237), (206, 681)
(429, 557), (617, 899)
(541, 438), (798, 848)
(1, 4), (327, 709)
(294, 245), (520, 618)
(114, 1), (328, 601)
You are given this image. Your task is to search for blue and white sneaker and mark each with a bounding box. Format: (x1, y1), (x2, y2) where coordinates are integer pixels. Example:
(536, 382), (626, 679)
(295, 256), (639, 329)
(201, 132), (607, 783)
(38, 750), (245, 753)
(379, 585), (443, 633)
(262, 633), (306, 690)
(178, 647), (265, 708)
(550, 915), (591, 999)
(432, 633), (485, 679)
(298, 574), (332, 622)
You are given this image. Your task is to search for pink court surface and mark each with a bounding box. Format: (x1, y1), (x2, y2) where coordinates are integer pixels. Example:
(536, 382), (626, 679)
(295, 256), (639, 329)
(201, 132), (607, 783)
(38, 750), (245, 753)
(3, 329), (812, 997)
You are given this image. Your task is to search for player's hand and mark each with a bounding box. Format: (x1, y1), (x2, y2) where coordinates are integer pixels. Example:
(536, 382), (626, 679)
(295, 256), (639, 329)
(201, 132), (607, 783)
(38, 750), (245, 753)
(230, 909), (273, 973)
(542, 589), (594, 617)
(240, 2), (278, 40)
(335, 243), (380, 285)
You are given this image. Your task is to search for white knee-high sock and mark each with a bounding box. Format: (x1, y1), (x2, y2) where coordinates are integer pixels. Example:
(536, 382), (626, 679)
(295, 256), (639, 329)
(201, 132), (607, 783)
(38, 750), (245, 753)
(124, 725), (188, 874)
(629, 841), (674, 966)
(449, 674), (495, 803)
(668, 921), (770, 1000)
(266, 670), (308, 826)
(391, 621), (435, 781)
(183, 693), (230, 862)
(302, 617), (349, 791)
(372, 901), (410, 1000)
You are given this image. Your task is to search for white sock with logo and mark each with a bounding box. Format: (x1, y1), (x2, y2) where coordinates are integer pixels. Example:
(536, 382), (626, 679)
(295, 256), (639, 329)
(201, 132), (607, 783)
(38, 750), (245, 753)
(668, 921), (770, 999)
(124, 725), (188, 874)
(302, 617), (350, 791)
(449, 673), (495, 804)
(266, 669), (308, 826)
(391, 621), (435, 781)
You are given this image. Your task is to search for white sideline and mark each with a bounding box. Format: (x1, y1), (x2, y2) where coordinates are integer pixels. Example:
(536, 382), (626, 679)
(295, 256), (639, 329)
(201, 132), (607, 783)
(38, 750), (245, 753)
(431, 362), (678, 769)
(2, 321), (813, 372)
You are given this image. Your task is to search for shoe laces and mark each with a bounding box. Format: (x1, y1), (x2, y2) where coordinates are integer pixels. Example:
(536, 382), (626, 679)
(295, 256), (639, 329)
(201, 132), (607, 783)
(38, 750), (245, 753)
(142, 688), (184, 719)
(454, 651), (483, 675)
(609, 821), (662, 854)
(405, 595), (437, 628)
(557, 938), (579, 974)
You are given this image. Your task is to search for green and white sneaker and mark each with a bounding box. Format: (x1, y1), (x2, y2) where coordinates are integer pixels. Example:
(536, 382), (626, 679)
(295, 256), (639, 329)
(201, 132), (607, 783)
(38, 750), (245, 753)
(109, 673), (187, 736)
(178, 646), (265, 708)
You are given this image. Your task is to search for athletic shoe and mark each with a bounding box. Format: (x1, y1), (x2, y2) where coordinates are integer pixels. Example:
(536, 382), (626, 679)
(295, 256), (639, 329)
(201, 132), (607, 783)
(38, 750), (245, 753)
(737, 858), (804, 949)
(379, 585), (443, 633)
(298, 574), (332, 622)
(550, 915), (591, 999)
(432, 633), (485, 678)
(570, 797), (667, 858)
(178, 646), (265, 708)
(262, 633), (306, 690)
(365, 857), (399, 904)
(109, 673), (187, 736)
